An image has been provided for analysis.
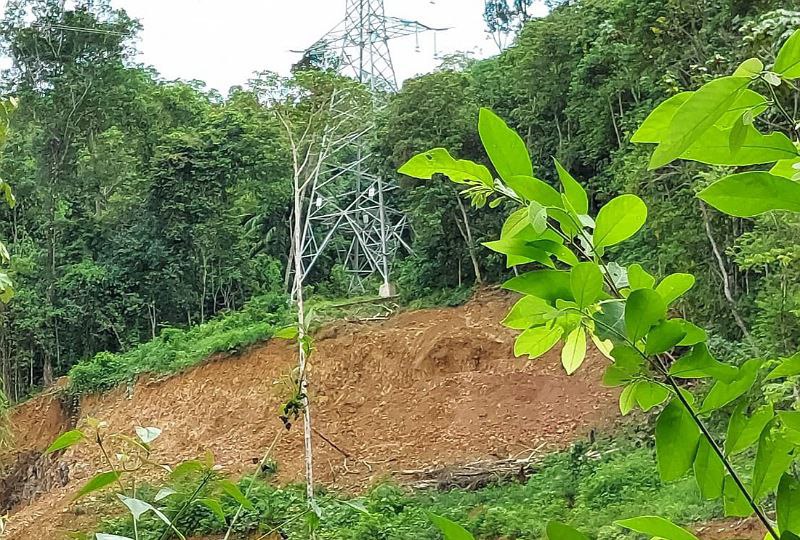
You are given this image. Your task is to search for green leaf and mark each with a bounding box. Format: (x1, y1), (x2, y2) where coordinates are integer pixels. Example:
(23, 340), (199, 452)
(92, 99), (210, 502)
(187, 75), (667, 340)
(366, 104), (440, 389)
(429, 513), (475, 540)
(631, 92), (692, 144)
(273, 325), (299, 340)
(503, 270), (573, 305)
(681, 126), (798, 166)
(198, 498), (226, 522)
(766, 353), (800, 381)
(546, 521), (589, 540)
(698, 172), (800, 217)
(628, 263), (655, 289)
(154, 487), (177, 502)
(723, 475), (754, 517)
(645, 319), (687, 355)
(218, 479), (254, 510)
(778, 474), (800, 535)
(96, 535), (134, 540)
(694, 438), (724, 500)
(649, 76), (751, 169)
(134, 426), (162, 445)
(553, 159), (588, 214)
(505, 175), (563, 207)
(484, 238), (556, 268)
(728, 117), (748, 155)
(669, 344), (738, 383)
(592, 300), (626, 341)
(604, 345), (643, 388)
(570, 262), (603, 309)
(46, 430), (85, 454)
(514, 324), (563, 359)
(117, 494), (152, 521)
(170, 460), (206, 479)
(398, 148), (493, 186)
(619, 383), (638, 415)
(615, 516), (699, 540)
(771, 158), (800, 180)
(675, 320), (707, 346)
(502, 296), (558, 330)
(528, 201), (548, 233)
(656, 399), (701, 482)
(593, 194), (648, 251)
(753, 422), (795, 501)
(716, 89), (768, 127)
(635, 381), (671, 412)
(479, 108), (532, 182)
(625, 289), (667, 342)
(75, 471), (121, 500)
(700, 359), (762, 413)
(726, 403), (773, 456)
(733, 57), (764, 78)
(655, 273), (695, 305)
(562, 327), (587, 375)
(775, 29), (800, 79)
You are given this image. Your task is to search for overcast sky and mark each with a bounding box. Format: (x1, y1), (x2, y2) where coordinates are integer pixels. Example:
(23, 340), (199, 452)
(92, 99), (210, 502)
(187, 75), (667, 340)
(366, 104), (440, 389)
(0, 0), (548, 93)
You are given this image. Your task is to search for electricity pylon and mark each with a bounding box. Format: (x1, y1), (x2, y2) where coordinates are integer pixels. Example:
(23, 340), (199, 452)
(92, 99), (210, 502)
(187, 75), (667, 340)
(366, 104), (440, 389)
(296, 0), (444, 296)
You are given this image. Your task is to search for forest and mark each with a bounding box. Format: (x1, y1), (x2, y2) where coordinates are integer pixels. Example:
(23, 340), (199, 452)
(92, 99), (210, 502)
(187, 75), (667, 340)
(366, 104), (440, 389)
(3, 0), (800, 538)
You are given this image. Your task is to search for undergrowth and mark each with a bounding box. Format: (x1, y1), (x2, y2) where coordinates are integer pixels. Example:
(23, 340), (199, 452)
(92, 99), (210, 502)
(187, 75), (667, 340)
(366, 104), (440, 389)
(96, 439), (719, 540)
(68, 293), (291, 395)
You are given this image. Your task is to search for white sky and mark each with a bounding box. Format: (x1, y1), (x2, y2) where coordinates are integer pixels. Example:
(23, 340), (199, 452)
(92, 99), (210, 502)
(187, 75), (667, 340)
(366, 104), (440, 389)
(0, 1), (548, 93)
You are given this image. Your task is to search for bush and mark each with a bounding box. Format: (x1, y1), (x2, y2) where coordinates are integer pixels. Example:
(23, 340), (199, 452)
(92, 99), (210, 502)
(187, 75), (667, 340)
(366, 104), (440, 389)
(68, 292), (290, 395)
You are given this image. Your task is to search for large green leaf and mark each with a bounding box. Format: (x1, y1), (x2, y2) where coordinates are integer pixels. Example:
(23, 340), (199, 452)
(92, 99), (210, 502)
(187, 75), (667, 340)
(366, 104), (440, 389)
(627, 263), (655, 289)
(655, 273), (695, 305)
(725, 403), (774, 456)
(649, 76), (750, 169)
(478, 108), (532, 182)
(775, 29), (800, 79)
(562, 327), (587, 375)
(503, 270), (573, 305)
(753, 421), (795, 501)
(502, 296), (558, 330)
(771, 158), (800, 180)
(46, 430), (85, 454)
(553, 159), (588, 214)
(668, 344), (738, 383)
(694, 438), (724, 500)
(624, 289), (666, 342)
(631, 92), (692, 144)
(219, 479), (254, 510)
(593, 300), (626, 341)
(570, 262), (603, 309)
(514, 324), (563, 359)
(483, 238), (556, 268)
(723, 476), (754, 517)
(593, 194), (647, 251)
(398, 148), (493, 186)
(505, 175), (563, 207)
(546, 521), (589, 540)
(615, 516), (698, 540)
(680, 126), (797, 166)
(635, 381), (671, 412)
(766, 353), (800, 381)
(75, 471), (121, 500)
(778, 474), (800, 535)
(716, 89), (768, 126)
(645, 319), (686, 355)
(700, 359), (762, 413)
(698, 172), (800, 217)
(429, 513), (475, 540)
(655, 399), (701, 482)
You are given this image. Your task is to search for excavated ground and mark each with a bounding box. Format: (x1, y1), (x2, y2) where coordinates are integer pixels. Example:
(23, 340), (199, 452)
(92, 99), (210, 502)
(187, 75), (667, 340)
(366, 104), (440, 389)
(1, 291), (622, 539)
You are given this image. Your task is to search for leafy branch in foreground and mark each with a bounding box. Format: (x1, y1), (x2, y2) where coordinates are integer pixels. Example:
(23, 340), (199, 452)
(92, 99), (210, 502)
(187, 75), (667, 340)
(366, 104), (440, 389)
(402, 27), (800, 540)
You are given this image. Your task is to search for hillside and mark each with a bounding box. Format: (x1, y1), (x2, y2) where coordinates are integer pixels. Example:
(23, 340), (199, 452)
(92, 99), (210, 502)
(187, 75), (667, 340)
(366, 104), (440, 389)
(0, 292), (621, 539)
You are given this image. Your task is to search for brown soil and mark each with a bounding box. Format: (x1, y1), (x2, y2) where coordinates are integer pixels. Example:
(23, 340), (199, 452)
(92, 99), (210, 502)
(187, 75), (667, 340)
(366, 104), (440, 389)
(1, 290), (621, 540)
(695, 519), (762, 540)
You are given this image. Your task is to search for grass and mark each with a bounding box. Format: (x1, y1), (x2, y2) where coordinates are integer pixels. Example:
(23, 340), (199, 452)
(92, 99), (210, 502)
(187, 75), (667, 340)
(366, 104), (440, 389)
(67, 292), (291, 395)
(95, 437), (720, 540)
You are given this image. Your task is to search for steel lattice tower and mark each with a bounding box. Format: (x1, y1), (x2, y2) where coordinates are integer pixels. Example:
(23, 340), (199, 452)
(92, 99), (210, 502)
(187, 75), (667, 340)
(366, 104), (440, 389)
(296, 0), (443, 295)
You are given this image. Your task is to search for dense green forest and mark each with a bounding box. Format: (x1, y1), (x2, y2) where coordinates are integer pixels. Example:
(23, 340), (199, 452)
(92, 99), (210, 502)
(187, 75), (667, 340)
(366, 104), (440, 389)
(1, 0), (799, 402)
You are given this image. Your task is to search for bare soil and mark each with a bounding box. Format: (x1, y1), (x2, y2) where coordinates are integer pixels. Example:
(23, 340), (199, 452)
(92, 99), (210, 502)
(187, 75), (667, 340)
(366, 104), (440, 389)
(1, 290), (621, 539)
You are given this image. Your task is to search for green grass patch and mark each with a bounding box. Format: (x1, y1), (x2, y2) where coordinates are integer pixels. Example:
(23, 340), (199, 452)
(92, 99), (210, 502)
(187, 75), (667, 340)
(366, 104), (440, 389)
(96, 439), (719, 539)
(67, 292), (291, 395)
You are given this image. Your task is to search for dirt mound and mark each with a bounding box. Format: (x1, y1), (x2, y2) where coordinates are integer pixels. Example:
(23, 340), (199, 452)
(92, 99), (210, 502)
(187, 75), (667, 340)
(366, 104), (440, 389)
(2, 291), (620, 539)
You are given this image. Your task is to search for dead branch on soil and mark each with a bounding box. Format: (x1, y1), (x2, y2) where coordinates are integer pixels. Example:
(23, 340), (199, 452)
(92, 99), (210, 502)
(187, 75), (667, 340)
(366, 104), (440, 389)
(399, 456), (542, 490)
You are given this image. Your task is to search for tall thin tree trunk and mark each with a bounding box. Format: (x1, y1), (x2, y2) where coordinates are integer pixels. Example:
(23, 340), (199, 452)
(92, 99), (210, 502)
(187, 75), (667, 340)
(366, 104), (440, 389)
(292, 171), (315, 502)
(454, 193), (483, 284)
